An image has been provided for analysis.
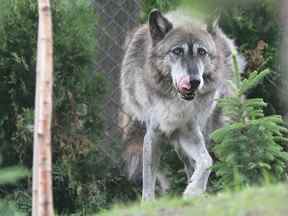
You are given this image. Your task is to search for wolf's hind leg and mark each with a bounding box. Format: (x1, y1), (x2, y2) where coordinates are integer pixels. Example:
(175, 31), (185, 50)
(142, 122), (163, 201)
(178, 126), (212, 198)
(120, 112), (170, 196)
(121, 117), (146, 181)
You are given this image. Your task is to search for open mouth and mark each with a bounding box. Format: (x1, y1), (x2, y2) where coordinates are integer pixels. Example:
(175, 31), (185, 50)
(179, 91), (195, 101)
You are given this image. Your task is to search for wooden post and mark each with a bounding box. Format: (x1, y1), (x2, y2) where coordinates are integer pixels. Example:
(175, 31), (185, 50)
(32, 0), (54, 215)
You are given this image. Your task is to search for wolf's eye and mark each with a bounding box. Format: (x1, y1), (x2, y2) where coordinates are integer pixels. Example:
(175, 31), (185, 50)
(198, 48), (207, 56)
(172, 47), (184, 56)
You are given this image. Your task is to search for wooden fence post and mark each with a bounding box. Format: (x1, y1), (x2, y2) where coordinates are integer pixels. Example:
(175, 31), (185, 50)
(32, 0), (54, 215)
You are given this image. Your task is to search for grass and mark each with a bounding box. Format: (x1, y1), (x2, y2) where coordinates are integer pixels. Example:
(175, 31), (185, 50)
(97, 184), (288, 216)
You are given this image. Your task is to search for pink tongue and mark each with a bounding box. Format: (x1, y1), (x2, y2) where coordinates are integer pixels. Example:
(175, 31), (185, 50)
(178, 76), (191, 92)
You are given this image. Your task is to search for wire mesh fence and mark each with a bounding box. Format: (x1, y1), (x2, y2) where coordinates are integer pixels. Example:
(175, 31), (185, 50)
(92, 0), (142, 161)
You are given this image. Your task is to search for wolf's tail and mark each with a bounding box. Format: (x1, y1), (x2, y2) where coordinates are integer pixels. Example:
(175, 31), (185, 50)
(119, 112), (145, 182)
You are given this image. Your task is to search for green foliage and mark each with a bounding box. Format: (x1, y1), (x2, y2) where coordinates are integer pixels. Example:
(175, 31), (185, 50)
(210, 51), (288, 190)
(0, 201), (25, 216)
(215, 0), (282, 114)
(141, 0), (179, 20)
(0, 167), (29, 185)
(0, 166), (29, 215)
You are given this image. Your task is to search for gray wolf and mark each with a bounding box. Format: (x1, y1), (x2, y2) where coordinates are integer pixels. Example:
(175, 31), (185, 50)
(120, 9), (245, 201)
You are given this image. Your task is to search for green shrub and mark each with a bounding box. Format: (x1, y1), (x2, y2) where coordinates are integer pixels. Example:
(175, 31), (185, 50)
(211, 51), (288, 190)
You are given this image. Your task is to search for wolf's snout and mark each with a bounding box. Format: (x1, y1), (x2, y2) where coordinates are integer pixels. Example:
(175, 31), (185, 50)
(177, 76), (201, 100)
(178, 76), (201, 93)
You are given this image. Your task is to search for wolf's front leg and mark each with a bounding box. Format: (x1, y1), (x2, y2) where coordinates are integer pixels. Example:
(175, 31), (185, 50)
(142, 123), (162, 201)
(179, 126), (213, 198)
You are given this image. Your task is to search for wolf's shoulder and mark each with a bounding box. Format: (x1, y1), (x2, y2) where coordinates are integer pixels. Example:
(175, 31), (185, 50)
(124, 24), (150, 52)
(122, 24), (152, 69)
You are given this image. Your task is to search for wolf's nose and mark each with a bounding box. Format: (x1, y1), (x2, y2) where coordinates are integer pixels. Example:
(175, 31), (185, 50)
(190, 79), (201, 89)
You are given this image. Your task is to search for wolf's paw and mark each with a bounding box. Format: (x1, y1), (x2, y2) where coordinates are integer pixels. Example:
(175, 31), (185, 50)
(182, 184), (204, 199)
(142, 192), (155, 202)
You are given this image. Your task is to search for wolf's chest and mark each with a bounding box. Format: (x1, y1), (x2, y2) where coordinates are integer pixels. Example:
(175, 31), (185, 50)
(149, 100), (196, 135)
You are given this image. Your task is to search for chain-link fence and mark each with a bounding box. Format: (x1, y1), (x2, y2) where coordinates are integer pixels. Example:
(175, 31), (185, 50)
(92, 0), (142, 157)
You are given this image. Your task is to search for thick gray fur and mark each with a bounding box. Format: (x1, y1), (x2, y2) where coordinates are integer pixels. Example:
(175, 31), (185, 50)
(120, 9), (245, 201)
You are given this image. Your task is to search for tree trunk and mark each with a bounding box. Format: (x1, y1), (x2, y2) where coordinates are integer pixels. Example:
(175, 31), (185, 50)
(32, 0), (54, 215)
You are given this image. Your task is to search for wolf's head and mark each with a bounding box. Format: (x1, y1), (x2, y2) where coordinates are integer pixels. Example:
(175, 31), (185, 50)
(148, 9), (231, 100)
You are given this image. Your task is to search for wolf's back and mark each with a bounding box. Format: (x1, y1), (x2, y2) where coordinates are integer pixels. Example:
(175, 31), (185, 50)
(120, 24), (151, 181)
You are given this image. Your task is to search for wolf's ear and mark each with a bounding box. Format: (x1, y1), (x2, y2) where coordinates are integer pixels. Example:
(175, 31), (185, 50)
(207, 11), (221, 35)
(149, 9), (173, 43)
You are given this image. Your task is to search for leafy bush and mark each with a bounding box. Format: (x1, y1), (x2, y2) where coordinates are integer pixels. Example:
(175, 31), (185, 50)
(211, 51), (288, 190)
(141, 0), (179, 20)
